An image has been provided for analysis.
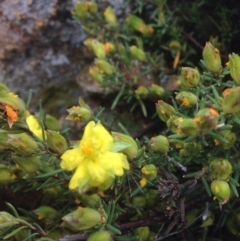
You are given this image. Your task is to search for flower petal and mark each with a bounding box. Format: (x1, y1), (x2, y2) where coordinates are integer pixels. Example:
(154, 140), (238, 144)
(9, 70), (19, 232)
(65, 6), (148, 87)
(88, 161), (109, 186)
(98, 152), (129, 176)
(69, 164), (89, 190)
(60, 148), (83, 171)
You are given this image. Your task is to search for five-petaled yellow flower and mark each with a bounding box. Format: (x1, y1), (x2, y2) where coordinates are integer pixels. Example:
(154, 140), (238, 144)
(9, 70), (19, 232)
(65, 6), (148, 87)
(60, 121), (129, 192)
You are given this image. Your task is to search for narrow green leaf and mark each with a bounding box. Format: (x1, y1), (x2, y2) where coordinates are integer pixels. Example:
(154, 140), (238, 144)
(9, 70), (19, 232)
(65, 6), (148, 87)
(201, 177), (212, 197)
(14, 218), (36, 230)
(34, 169), (64, 178)
(3, 226), (26, 239)
(228, 176), (239, 186)
(229, 182), (239, 197)
(168, 134), (187, 139)
(106, 223), (121, 235)
(5, 203), (19, 218)
(208, 131), (228, 143)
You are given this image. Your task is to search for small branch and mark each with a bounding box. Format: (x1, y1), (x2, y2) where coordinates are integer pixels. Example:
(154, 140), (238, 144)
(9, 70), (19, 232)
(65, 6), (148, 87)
(56, 194), (210, 241)
(57, 233), (88, 241)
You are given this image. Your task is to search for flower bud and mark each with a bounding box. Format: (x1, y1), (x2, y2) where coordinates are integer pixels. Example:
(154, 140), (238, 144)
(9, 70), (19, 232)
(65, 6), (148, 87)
(130, 46), (147, 62)
(181, 142), (202, 158)
(80, 194), (101, 209)
(166, 116), (182, 134)
(46, 130), (68, 155)
(140, 164), (157, 186)
(135, 86), (149, 99)
(91, 40), (106, 59)
(0, 93), (26, 127)
(178, 118), (199, 136)
(145, 189), (159, 206)
(45, 114), (60, 131)
(222, 87), (240, 114)
(180, 67), (200, 89)
(62, 207), (101, 231)
(211, 180), (231, 204)
(73, 2), (88, 19)
(104, 6), (117, 26)
(7, 133), (39, 155)
(103, 42), (115, 55)
(83, 37), (95, 50)
(0, 93), (26, 118)
(44, 186), (63, 198)
(34, 206), (60, 220)
(149, 135), (169, 153)
(0, 165), (13, 183)
(87, 2), (98, 15)
(126, 14), (145, 32)
(14, 229), (28, 241)
(148, 84), (165, 98)
(112, 132), (139, 159)
(134, 226), (150, 241)
(175, 91), (198, 108)
(66, 99), (93, 122)
(229, 53), (240, 85)
(0, 83), (10, 94)
(202, 42), (222, 74)
(12, 155), (42, 174)
(156, 100), (177, 122)
(132, 195), (147, 208)
(0, 211), (19, 225)
(87, 230), (111, 241)
(95, 59), (115, 75)
(215, 130), (236, 149)
(210, 158), (232, 180)
(169, 40), (182, 51)
(193, 108), (219, 133)
(89, 66), (104, 83)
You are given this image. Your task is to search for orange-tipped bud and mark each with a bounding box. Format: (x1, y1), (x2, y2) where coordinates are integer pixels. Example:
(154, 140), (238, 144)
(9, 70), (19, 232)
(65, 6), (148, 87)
(175, 91), (198, 108)
(149, 135), (169, 153)
(194, 108), (219, 133)
(87, 230), (111, 241)
(66, 99), (93, 122)
(46, 130), (68, 155)
(180, 67), (200, 89)
(202, 42), (222, 74)
(7, 133), (39, 156)
(104, 6), (117, 26)
(229, 53), (240, 85)
(211, 180), (231, 204)
(156, 100), (177, 122)
(210, 158), (232, 180)
(62, 207), (101, 231)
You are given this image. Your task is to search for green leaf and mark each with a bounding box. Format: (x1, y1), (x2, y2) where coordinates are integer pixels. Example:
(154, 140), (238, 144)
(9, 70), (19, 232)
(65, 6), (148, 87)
(3, 226), (26, 239)
(34, 169), (64, 178)
(5, 203), (19, 218)
(201, 177), (212, 197)
(106, 223), (121, 235)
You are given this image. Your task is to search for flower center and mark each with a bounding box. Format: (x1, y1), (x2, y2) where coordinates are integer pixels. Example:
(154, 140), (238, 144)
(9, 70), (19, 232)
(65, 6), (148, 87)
(81, 141), (94, 156)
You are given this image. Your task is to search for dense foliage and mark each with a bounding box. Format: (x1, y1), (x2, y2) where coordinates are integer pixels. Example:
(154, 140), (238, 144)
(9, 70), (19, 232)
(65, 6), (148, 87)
(1, 1), (240, 241)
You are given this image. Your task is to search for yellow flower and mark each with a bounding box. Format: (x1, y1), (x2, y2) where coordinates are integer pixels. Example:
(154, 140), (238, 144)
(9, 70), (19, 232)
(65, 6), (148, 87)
(60, 121), (129, 192)
(26, 114), (46, 140)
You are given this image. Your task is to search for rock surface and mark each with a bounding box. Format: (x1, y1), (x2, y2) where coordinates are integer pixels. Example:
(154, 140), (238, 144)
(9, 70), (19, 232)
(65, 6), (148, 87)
(0, 0), (125, 114)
